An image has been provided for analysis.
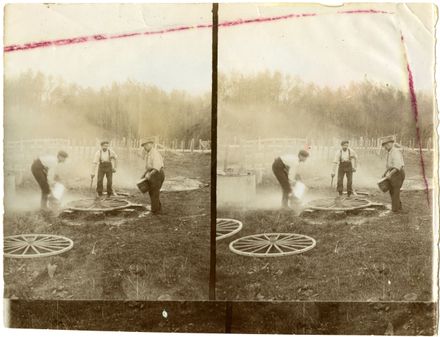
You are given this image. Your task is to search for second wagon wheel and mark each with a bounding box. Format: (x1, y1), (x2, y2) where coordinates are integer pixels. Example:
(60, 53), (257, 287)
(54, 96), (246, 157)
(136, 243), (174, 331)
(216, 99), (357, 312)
(216, 218), (243, 241)
(66, 198), (131, 212)
(229, 233), (316, 257)
(4, 234), (73, 258)
(305, 197), (372, 211)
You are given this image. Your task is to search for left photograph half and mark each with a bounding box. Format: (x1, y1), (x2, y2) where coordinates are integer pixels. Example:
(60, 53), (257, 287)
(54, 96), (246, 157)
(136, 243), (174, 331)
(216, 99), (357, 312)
(4, 4), (212, 301)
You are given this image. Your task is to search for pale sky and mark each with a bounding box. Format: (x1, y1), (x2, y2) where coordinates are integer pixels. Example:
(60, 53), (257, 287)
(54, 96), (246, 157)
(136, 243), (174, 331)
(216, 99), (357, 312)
(4, 3), (436, 93)
(219, 3), (436, 92)
(4, 3), (213, 94)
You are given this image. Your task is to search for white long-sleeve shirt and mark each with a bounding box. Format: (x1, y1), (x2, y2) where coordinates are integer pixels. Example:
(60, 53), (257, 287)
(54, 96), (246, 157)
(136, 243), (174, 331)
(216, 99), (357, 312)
(39, 154), (58, 183)
(280, 154), (303, 182)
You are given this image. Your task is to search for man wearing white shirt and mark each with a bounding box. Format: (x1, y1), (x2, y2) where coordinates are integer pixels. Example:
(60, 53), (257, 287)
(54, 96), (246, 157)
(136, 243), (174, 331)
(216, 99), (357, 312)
(140, 138), (165, 214)
(331, 141), (358, 197)
(272, 150), (309, 209)
(91, 141), (118, 197)
(31, 150), (68, 210)
(382, 136), (405, 212)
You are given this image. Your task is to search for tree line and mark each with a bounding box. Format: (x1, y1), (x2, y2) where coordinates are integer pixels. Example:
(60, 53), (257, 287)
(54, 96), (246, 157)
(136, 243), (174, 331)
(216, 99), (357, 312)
(218, 71), (434, 146)
(5, 71), (211, 142)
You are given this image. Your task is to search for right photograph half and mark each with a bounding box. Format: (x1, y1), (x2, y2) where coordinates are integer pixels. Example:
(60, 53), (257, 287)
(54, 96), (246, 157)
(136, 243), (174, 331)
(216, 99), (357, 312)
(216, 3), (437, 302)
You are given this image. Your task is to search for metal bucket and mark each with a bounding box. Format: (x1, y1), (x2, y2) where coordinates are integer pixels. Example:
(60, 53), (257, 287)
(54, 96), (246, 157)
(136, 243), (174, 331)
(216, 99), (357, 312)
(377, 177), (390, 192)
(52, 182), (65, 200)
(293, 181), (306, 199)
(136, 177), (150, 193)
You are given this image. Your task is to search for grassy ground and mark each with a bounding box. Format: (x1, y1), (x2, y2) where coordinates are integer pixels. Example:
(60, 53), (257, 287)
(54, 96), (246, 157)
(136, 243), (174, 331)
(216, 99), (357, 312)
(217, 186), (433, 302)
(4, 152), (211, 301)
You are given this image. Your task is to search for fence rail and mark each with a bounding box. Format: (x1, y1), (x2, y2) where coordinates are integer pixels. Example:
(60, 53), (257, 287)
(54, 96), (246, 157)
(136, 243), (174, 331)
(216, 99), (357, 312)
(4, 137), (211, 173)
(218, 136), (433, 172)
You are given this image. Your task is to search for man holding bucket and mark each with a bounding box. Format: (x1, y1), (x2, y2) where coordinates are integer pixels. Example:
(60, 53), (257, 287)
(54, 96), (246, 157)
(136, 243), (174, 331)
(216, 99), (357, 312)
(91, 141), (118, 197)
(272, 149), (309, 209)
(380, 136), (405, 212)
(138, 138), (165, 214)
(31, 150), (68, 210)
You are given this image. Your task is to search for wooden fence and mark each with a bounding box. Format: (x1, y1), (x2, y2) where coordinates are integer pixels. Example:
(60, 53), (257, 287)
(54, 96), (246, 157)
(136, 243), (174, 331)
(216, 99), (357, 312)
(218, 136), (433, 173)
(4, 137), (211, 174)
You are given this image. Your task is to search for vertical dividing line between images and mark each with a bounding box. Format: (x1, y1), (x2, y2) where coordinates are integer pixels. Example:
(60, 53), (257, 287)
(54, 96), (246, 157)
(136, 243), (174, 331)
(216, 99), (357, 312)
(209, 2), (219, 301)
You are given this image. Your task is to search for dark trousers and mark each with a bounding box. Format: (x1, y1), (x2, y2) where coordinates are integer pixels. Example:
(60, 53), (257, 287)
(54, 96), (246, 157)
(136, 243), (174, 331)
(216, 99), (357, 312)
(388, 169), (405, 212)
(145, 168), (165, 214)
(272, 157), (291, 208)
(337, 161), (353, 195)
(97, 162), (113, 195)
(31, 159), (50, 209)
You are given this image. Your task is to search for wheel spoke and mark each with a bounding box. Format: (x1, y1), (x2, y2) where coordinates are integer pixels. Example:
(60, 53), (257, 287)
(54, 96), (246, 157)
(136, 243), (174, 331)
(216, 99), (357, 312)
(31, 245), (42, 254)
(249, 244), (270, 253)
(274, 244), (284, 253)
(35, 245), (57, 252)
(21, 244), (31, 255)
(276, 243), (299, 251)
(6, 246), (27, 254)
(264, 244), (273, 255)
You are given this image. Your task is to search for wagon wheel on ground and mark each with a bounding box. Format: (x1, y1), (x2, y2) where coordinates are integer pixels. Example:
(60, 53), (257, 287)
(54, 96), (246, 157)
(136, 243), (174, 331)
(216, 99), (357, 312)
(65, 198), (132, 212)
(216, 218), (243, 241)
(305, 197), (372, 211)
(4, 234), (73, 258)
(229, 233), (316, 257)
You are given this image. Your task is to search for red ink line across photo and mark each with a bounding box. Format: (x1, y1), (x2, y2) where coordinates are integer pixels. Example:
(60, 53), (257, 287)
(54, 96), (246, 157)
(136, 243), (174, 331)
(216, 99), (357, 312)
(4, 9), (392, 53)
(400, 33), (430, 206)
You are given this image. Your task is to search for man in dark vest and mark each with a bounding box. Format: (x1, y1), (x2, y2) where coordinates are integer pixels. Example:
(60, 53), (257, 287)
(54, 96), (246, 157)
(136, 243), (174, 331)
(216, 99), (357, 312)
(91, 141), (118, 197)
(381, 136), (405, 212)
(331, 140), (358, 197)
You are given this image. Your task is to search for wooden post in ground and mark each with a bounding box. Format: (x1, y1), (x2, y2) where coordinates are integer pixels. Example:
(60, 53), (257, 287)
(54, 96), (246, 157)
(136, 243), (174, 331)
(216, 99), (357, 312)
(190, 138), (194, 152)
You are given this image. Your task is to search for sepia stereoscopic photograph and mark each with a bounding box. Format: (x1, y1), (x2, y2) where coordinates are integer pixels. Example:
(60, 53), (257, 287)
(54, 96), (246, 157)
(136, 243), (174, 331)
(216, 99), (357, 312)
(4, 3), (212, 303)
(216, 2), (437, 315)
(2, 1), (439, 335)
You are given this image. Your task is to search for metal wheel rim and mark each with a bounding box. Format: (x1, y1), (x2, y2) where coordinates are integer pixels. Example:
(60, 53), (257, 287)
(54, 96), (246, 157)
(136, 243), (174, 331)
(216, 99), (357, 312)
(229, 233), (316, 257)
(306, 197), (372, 211)
(4, 234), (74, 258)
(66, 198), (131, 212)
(216, 218), (243, 241)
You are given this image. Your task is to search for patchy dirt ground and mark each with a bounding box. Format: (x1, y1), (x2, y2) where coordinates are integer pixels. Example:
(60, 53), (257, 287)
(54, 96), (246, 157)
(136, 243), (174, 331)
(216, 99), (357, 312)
(216, 149), (434, 302)
(4, 152), (211, 301)
(217, 185), (433, 302)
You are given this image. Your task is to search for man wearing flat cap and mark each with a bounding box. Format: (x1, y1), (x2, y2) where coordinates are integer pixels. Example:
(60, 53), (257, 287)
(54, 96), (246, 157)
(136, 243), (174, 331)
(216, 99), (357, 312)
(140, 138), (165, 214)
(91, 141), (118, 197)
(331, 140), (358, 197)
(381, 136), (405, 212)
